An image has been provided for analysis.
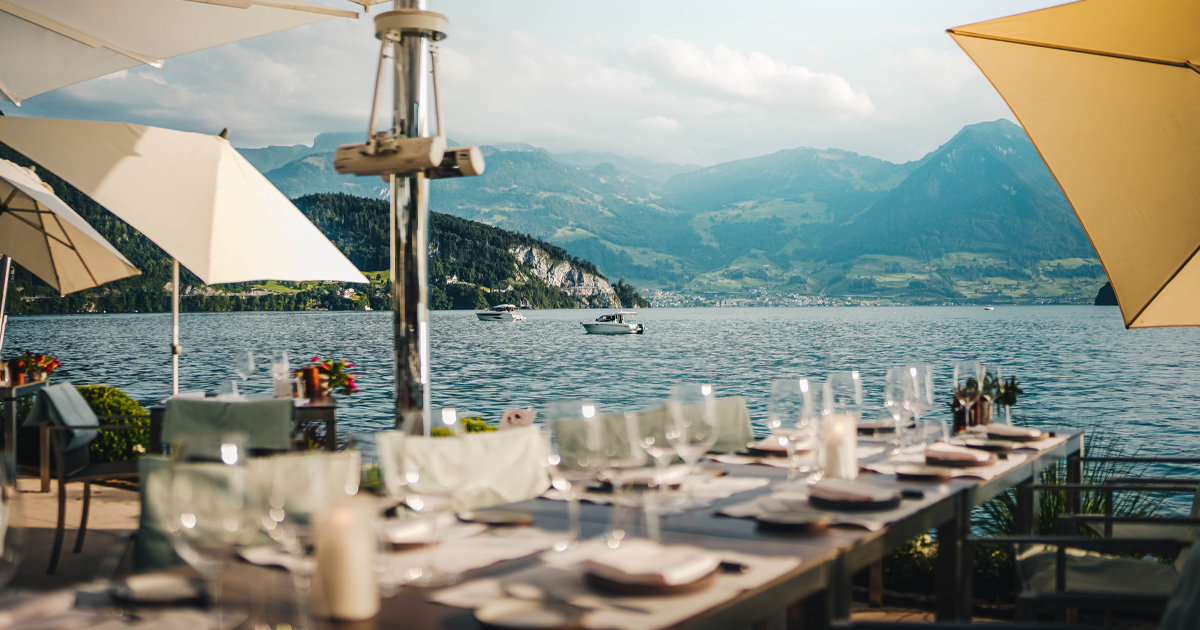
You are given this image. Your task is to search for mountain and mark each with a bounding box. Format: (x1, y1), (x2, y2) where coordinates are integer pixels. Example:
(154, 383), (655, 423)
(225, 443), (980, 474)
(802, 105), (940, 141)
(554, 150), (700, 181)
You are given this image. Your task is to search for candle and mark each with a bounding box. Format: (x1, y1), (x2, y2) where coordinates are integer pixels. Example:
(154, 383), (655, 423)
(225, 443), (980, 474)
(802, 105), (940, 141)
(312, 496), (380, 621)
(822, 414), (858, 480)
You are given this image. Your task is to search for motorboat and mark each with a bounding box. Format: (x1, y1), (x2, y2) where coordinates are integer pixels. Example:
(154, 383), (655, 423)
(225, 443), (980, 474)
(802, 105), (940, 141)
(983, 306), (995, 311)
(476, 304), (526, 321)
(582, 311), (645, 334)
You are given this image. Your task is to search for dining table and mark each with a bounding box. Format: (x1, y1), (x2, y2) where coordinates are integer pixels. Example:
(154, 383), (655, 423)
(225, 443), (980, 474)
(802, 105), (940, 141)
(0, 427), (1083, 630)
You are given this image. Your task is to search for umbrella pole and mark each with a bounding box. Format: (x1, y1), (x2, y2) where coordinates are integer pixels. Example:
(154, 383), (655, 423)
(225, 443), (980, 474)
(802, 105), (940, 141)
(0, 255), (10, 357)
(392, 0), (432, 435)
(171, 259), (180, 395)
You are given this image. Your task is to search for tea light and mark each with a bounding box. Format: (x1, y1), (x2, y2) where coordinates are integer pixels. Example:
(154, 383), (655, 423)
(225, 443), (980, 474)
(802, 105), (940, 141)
(823, 414), (858, 480)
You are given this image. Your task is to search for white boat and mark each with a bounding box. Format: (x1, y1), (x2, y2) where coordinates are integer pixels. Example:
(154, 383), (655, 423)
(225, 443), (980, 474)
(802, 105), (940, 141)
(476, 304), (526, 321)
(983, 306), (995, 311)
(582, 311), (645, 334)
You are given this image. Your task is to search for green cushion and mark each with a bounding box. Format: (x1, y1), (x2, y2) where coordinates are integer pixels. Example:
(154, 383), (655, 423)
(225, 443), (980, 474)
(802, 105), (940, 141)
(23, 383), (98, 453)
(163, 397), (293, 452)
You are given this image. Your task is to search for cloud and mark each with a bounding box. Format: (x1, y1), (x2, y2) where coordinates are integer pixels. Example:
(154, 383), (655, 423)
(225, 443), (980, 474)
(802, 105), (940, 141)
(638, 115), (680, 133)
(630, 35), (874, 117)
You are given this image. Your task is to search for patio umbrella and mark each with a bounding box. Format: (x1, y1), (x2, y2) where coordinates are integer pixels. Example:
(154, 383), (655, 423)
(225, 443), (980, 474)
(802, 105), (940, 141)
(0, 0), (356, 105)
(0, 157), (140, 352)
(948, 0), (1200, 328)
(0, 116), (367, 392)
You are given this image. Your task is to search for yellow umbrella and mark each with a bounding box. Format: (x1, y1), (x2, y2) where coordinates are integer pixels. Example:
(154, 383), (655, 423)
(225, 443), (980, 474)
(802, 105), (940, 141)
(948, 0), (1200, 328)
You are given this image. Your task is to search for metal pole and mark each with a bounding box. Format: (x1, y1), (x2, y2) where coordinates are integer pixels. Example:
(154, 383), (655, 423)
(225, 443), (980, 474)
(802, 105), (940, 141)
(0, 255), (10, 357)
(392, 0), (432, 434)
(171, 258), (180, 395)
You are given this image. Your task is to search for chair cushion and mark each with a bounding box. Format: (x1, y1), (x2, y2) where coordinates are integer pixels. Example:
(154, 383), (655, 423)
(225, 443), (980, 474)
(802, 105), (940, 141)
(379, 426), (550, 513)
(1017, 545), (1180, 597)
(23, 383), (99, 453)
(629, 397), (754, 455)
(162, 397), (293, 451)
(1159, 532), (1200, 630)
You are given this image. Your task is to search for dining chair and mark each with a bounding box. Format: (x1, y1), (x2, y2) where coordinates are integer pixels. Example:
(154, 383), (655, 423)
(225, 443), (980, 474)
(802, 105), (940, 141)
(1053, 455), (1200, 545)
(23, 383), (143, 575)
(377, 425), (550, 512)
(161, 396), (294, 454)
(135, 450), (361, 572)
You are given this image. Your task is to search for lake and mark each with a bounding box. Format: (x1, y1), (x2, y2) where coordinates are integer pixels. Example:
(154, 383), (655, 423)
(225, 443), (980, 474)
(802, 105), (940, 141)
(7, 306), (1200, 464)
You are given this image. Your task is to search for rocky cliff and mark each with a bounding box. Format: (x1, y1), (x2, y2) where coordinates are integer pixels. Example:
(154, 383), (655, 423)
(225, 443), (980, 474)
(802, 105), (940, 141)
(510, 245), (620, 308)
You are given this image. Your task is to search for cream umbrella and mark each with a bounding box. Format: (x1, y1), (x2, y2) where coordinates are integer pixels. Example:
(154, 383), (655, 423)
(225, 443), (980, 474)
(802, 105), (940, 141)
(0, 117), (367, 392)
(0, 157), (140, 350)
(948, 0), (1200, 328)
(0, 0), (356, 106)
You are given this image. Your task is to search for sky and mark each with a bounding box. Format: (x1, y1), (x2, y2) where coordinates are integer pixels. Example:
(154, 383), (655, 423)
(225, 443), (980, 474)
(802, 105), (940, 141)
(4, 0), (1064, 167)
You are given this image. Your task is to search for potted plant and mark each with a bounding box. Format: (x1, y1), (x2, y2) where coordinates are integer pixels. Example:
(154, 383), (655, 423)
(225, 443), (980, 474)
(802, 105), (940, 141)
(22, 352), (60, 382)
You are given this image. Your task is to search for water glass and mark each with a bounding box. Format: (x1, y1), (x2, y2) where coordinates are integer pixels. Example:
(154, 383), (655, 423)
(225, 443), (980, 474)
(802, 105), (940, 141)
(398, 407), (465, 585)
(271, 350), (291, 399)
(165, 434), (260, 630)
(983, 363), (1007, 425)
(636, 401), (674, 535)
(905, 363), (936, 445)
(598, 411), (648, 547)
(543, 400), (601, 551)
(884, 367), (915, 454)
(261, 458), (326, 630)
(665, 384), (719, 467)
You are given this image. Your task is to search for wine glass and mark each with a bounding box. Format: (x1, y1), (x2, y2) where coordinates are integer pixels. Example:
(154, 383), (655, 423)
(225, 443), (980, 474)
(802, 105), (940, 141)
(983, 364), (1007, 426)
(636, 402), (674, 534)
(261, 457), (327, 630)
(544, 400), (601, 551)
(953, 360), (983, 436)
(164, 434), (260, 630)
(767, 378), (817, 483)
(905, 363), (936, 446)
(396, 407), (465, 586)
(667, 384), (720, 508)
(597, 411), (647, 547)
(884, 367), (915, 454)
(270, 350), (291, 398)
(234, 351), (255, 388)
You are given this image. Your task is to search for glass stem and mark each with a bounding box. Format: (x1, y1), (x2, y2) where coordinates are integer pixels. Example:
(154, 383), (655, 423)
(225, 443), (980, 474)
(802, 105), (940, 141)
(291, 569), (312, 630)
(566, 486), (581, 548)
(643, 487), (661, 542)
(785, 440), (799, 482)
(607, 478), (625, 547)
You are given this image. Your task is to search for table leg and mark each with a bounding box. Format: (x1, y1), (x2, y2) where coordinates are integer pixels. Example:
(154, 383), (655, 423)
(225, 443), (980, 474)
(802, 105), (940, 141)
(3, 395), (14, 480)
(325, 415), (338, 451)
(935, 494), (968, 622)
(1066, 452), (1082, 516)
(831, 555), (851, 621)
(39, 421), (50, 492)
(793, 581), (833, 630)
(868, 561), (883, 607)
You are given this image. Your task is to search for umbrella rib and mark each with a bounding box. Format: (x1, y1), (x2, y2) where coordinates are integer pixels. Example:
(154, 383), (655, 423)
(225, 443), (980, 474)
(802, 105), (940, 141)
(947, 30), (1195, 70)
(0, 0), (164, 68)
(1, 209), (76, 249)
(51, 211), (98, 289)
(1128, 242), (1200, 327)
(246, 1), (358, 19)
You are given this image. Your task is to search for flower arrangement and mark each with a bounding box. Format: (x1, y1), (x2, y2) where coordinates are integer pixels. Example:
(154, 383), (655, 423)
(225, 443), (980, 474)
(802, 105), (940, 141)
(431, 416), (496, 437)
(303, 356), (359, 396)
(21, 352), (60, 380)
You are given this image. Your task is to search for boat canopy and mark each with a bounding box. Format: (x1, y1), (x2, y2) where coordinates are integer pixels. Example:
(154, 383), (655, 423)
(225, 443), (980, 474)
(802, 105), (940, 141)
(489, 304), (518, 311)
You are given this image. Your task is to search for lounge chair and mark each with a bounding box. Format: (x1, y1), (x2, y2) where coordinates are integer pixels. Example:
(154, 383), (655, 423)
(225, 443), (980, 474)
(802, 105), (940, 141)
(23, 383), (144, 575)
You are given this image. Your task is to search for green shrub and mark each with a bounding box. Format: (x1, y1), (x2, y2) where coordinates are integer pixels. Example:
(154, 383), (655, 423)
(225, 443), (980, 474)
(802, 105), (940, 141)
(431, 416), (496, 437)
(76, 385), (150, 463)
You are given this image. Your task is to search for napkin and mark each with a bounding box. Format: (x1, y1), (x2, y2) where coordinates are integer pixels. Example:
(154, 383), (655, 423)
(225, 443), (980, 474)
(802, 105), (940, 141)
(582, 540), (720, 586)
(985, 425), (1043, 439)
(606, 465), (692, 486)
(808, 478), (897, 503)
(746, 438), (788, 452)
(378, 513), (485, 545)
(925, 443), (991, 464)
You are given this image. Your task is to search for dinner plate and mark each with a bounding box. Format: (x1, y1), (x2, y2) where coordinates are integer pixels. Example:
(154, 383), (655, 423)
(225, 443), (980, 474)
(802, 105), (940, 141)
(754, 512), (832, 533)
(893, 464), (954, 481)
(857, 420), (913, 434)
(926, 452), (996, 468)
(475, 600), (584, 630)
(459, 510), (535, 527)
(808, 493), (901, 512)
(985, 430), (1044, 443)
(109, 575), (207, 606)
(953, 438), (1014, 453)
(585, 569), (717, 596)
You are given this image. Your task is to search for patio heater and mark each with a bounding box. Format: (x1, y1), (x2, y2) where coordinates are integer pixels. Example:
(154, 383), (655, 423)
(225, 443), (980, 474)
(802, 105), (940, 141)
(335, 0), (484, 434)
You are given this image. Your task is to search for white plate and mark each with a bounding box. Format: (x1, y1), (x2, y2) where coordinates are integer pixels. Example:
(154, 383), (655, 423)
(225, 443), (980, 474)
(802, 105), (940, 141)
(474, 600), (583, 629)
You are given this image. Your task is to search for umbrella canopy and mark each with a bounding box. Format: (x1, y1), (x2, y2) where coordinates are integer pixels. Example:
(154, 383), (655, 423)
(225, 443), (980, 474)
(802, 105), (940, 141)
(948, 0), (1200, 328)
(0, 116), (366, 285)
(0, 0), (356, 105)
(0, 157), (139, 294)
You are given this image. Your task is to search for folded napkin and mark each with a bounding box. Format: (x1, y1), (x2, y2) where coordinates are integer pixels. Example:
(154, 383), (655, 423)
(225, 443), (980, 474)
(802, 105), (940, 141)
(583, 540), (720, 586)
(985, 425), (1043, 439)
(808, 478), (897, 503)
(607, 464), (693, 486)
(925, 443), (991, 464)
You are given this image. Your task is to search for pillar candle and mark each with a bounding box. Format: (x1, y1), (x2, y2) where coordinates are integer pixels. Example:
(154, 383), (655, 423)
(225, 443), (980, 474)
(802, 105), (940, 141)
(312, 496), (380, 621)
(822, 414), (858, 480)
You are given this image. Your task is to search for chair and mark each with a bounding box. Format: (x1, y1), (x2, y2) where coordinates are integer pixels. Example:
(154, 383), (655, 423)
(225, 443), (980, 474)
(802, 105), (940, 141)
(135, 450), (361, 572)
(161, 396), (294, 454)
(23, 383), (143, 574)
(377, 426), (550, 513)
(1056, 455), (1200, 544)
